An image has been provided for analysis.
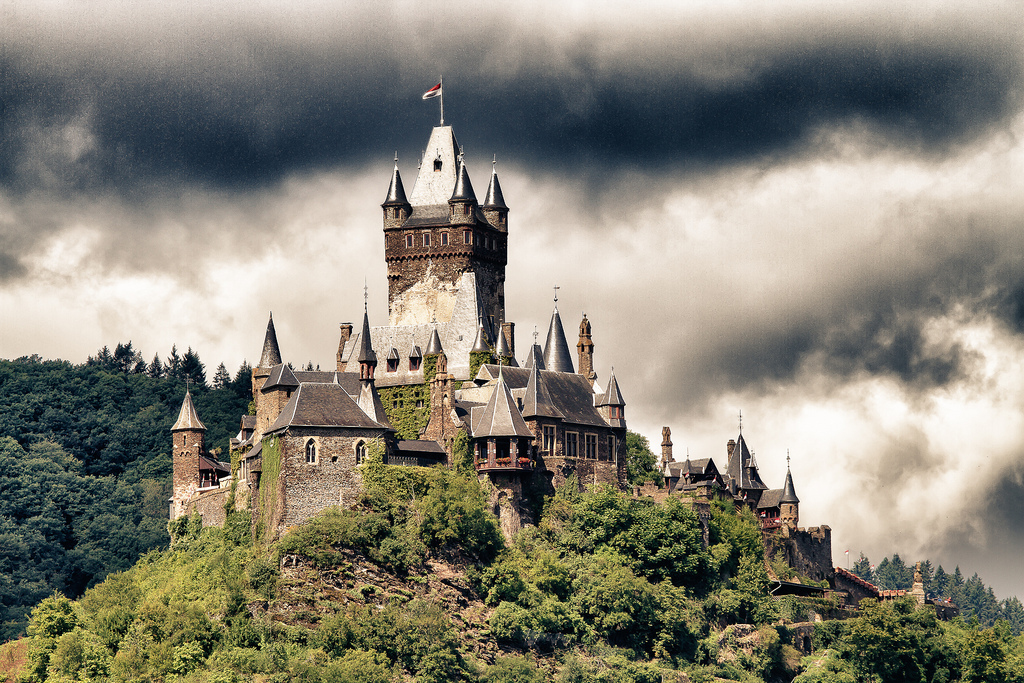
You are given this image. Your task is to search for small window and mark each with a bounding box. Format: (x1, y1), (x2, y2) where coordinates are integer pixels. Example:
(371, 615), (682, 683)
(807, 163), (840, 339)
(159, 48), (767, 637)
(433, 157), (442, 171)
(416, 399), (424, 409)
(608, 436), (616, 460)
(410, 357), (421, 371)
(305, 439), (317, 464)
(565, 432), (579, 459)
(356, 440), (367, 464)
(464, 230), (472, 245)
(406, 234), (413, 248)
(441, 232), (449, 246)
(542, 425), (556, 454)
(386, 358), (399, 372)
(422, 233), (431, 247)
(585, 434), (597, 459)
(392, 400), (399, 408)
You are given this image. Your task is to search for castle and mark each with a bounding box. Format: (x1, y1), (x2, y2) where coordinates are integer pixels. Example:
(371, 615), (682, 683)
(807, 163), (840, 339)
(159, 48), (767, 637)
(168, 119), (832, 583)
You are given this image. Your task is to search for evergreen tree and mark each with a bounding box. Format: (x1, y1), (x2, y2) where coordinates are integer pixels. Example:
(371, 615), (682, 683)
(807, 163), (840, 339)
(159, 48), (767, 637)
(180, 347), (206, 387)
(231, 361), (252, 399)
(132, 353), (147, 374)
(852, 553), (873, 583)
(212, 363), (231, 390)
(148, 353), (164, 378)
(113, 341), (135, 373)
(930, 565), (948, 598)
(167, 345), (182, 378)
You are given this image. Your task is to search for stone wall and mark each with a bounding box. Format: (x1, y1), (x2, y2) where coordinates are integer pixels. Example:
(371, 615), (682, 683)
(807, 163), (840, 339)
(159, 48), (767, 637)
(171, 431), (203, 520)
(275, 428), (382, 533)
(832, 567), (878, 607)
(186, 487), (230, 528)
(530, 418), (627, 495)
(484, 472), (530, 540)
(770, 525), (833, 583)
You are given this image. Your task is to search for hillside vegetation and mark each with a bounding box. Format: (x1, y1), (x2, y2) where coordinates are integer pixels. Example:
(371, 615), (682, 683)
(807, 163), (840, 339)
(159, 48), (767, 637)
(10, 461), (1024, 683)
(0, 347), (250, 640)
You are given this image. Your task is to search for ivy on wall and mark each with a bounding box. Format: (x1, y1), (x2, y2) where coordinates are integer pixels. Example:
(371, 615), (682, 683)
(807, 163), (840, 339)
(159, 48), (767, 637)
(379, 385), (431, 440)
(256, 436), (281, 546)
(469, 351), (493, 382)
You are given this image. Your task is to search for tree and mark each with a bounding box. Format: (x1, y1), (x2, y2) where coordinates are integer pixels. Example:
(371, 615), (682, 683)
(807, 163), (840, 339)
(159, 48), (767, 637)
(148, 353), (164, 378)
(852, 553), (874, 583)
(212, 363), (231, 390)
(180, 347), (206, 387)
(625, 430), (660, 486)
(167, 345), (182, 378)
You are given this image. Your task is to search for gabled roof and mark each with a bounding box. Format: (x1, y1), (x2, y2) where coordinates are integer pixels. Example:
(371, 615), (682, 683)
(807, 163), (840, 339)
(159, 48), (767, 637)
(726, 432), (768, 491)
(266, 383), (388, 434)
(781, 467), (800, 504)
(262, 363), (299, 391)
(357, 381), (392, 429)
(757, 489), (783, 510)
(387, 347), (400, 360)
(259, 313), (283, 368)
(241, 415), (257, 429)
(483, 166), (507, 209)
(472, 371), (534, 438)
(172, 391), (206, 431)
(543, 306), (575, 373)
(198, 456), (230, 474)
(521, 363), (564, 420)
(382, 161), (409, 206)
(409, 345), (422, 359)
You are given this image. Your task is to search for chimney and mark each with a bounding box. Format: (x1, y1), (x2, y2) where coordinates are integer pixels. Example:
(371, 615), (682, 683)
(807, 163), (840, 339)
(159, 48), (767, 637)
(727, 439), (736, 458)
(336, 323), (353, 371)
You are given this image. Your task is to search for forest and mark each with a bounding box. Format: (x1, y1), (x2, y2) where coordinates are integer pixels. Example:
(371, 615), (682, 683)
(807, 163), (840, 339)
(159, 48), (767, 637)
(0, 345), (251, 641)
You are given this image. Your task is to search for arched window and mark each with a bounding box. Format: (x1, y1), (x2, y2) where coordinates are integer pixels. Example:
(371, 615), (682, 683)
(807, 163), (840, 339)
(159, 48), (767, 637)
(355, 440), (367, 464)
(305, 439), (317, 464)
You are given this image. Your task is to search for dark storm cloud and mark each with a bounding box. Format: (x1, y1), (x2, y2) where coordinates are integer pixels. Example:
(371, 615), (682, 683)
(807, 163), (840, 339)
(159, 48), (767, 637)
(0, 16), (1019, 195)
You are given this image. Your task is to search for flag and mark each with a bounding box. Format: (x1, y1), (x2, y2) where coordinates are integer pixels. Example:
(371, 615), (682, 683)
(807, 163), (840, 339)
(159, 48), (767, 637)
(422, 83), (441, 100)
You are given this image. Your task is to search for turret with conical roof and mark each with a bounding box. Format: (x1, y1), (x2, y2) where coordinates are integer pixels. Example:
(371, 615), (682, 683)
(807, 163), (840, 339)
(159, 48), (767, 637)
(482, 158), (508, 232)
(473, 369), (534, 473)
(382, 156), (411, 229)
(252, 313), (282, 441)
(495, 324), (517, 366)
(780, 455), (800, 528)
(597, 369), (626, 428)
(171, 391), (207, 520)
(259, 313), (282, 370)
(449, 155), (478, 225)
(543, 303), (575, 373)
(356, 307), (377, 381)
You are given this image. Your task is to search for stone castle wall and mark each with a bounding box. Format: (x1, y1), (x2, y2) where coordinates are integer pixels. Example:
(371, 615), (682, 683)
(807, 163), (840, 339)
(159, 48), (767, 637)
(769, 525), (833, 583)
(186, 487), (230, 528)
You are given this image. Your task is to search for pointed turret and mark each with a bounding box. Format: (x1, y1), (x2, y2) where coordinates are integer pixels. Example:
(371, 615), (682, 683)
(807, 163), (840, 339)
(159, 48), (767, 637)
(780, 455), (800, 528)
(597, 369), (625, 428)
(450, 155), (477, 202)
(357, 308), (377, 381)
(259, 313), (282, 369)
(172, 391), (207, 432)
(475, 371), (534, 439)
(383, 160), (409, 206)
(726, 432), (768, 495)
(495, 325), (518, 366)
(425, 327), (444, 355)
(524, 342), (546, 370)
(543, 305), (575, 373)
(482, 160), (509, 232)
(780, 467), (799, 504)
(471, 321), (491, 353)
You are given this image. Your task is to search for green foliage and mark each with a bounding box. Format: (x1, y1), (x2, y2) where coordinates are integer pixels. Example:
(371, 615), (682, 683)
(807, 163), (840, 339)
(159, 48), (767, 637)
(625, 431), (661, 486)
(378, 385), (431, 440)
(256, 436), (283, 546)
(468, 351), (493, 382)
(452, 429), (473, 475)
(482, 655), (545, 683)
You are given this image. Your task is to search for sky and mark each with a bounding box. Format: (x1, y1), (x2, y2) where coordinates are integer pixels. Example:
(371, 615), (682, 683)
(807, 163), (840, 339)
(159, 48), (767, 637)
(3, 0), (1024, 598)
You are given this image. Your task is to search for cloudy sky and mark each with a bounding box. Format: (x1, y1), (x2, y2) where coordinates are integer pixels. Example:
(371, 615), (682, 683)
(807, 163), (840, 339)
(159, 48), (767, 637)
(3, 0), (1024, 597)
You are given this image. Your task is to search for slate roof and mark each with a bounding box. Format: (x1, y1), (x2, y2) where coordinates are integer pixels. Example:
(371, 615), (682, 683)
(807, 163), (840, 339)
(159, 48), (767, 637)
(262, 363), (299, 391)
(266, 383), (389, 434)
(543, 307), (575, 373)
(781, 468), (800, 503)
(483, 167), (507, 209)
(597, 371), (625, 406)
(395, 440), (447, 455)
(476, 364), (608, 428)
(241, 415), (257, 429)
(495, 326), (516, 364)
(198, 455), (230, 474)
(409, 126), (460, 206)
(425, 328), (444, 354)
(383, 162), (409, 205)
(521, 363), (564, 420)
(356, 309), (376, 364)
(172, 392), (206, 431)
(259, 314), (283, 368)
(450, 157), (477, 202)
(471, 323), (490, 353)
(726, 432), (768, 491)
(524, 343), (545, 370)
(471, 371), (534, 438)
(757, 489), (783, 510)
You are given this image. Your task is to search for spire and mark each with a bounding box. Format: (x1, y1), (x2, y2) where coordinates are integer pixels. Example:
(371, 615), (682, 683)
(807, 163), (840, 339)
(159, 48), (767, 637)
(450, 154), (477, 202)
(543, 304), (574, 373)
(483, 157), (507, 209)
(425, 327), (444, 355)
(781, 455), (800, 503)
(471, 320), (490, 353)
(259, 313), (282, 368)
(524, 342), (545, 370)
(495, 326), (517, 366)
(356, 307), (376, 364)
(383, 155), (409, 205)
(598, 368), (625, 406)
(727, 432), (768, 491)
(172, 391), (207, 431)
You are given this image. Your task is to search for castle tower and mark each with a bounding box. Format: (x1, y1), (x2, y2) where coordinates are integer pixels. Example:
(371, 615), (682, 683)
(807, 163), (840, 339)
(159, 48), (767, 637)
(355, 307), (391, 427)
(383, 126), (507, 330)
(252, 313), (282, 439)
(779, 455), (800, 528)
(577, 314), (596, 385)
(660, 426), (673, 471)
(170, 391), (207, 520)
(596, 369), (625, 429)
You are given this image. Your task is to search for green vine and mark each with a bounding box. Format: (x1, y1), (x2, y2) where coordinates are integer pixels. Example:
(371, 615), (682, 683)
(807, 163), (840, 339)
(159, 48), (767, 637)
(256, 436), (282, 546)
(379, 385), (431, 439)
(423, 353), (439, 384)
(469, 351), (493, 381)
(452, 429), (473, 475)
(360, 438), (437, 500)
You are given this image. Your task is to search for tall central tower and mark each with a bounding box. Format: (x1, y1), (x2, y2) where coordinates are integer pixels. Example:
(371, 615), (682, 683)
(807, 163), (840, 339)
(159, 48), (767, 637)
(382, 126), (508, 332)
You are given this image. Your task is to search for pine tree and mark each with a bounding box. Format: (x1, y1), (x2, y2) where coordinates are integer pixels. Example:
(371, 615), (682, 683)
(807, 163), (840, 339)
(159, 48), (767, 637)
(931, 565), (947, 598)
(113, 341), (135, 373)
(852, 553), (874, 583)
(180, 347), (206, 387)
(167, 345), (182, 379)
(212, 363), (231, 390)
(148, 353), (164, 378)
(230, 361), (252, 399)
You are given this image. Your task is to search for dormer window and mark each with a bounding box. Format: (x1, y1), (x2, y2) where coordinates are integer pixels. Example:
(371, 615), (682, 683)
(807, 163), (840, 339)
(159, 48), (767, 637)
(434, 156), (443, 171)
(410, 357), (422, 371)
(610, 406), (624, 419)
(387, 358), (399, 372)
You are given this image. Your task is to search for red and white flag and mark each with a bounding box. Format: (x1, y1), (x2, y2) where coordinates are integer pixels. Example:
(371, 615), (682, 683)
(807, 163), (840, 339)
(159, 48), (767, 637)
(422, 83), (442, 100)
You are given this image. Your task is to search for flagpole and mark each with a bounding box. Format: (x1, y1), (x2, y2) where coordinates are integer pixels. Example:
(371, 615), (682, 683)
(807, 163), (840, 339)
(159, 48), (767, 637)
(439, 74), (445, 125)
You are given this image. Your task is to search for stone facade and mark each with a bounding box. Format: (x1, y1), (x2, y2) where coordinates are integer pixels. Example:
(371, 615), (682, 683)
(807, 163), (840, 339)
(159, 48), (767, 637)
(768, 525), (834, 583)
(186, 488), (230, 528)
